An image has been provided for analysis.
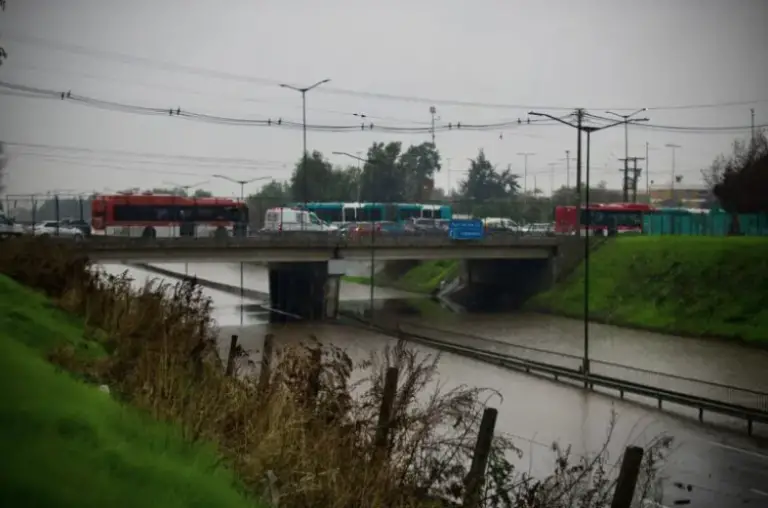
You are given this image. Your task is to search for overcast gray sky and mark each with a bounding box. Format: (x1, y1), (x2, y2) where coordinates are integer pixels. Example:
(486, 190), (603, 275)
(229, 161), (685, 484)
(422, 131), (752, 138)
(1, 0), (766, 199)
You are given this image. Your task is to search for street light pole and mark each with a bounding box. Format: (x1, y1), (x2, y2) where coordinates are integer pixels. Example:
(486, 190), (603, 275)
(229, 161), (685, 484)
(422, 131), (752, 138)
(213, 174), (270, 327)
(516, 152), (536, 193)
(279, 79), (331, 205)
(333, 151), (376, 323)
(528, 109), (649, 381)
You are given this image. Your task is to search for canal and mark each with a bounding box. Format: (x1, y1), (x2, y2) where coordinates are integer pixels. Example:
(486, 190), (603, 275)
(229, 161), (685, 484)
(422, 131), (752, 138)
(98, 261), (768, 507)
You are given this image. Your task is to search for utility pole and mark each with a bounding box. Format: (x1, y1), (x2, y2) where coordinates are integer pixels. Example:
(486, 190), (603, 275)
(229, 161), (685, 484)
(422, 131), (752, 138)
(665, 143), (681, 204)
(429, 106), (438, 146)
(576, 109), (584, 214)
(527, 108), (649, 380)
(618, 157), (645, 202)
(751, 108), (756, 146)
(279, 79), (332, 204)
(446, 158), (452, 198)
(547, 162), (559, 197)
(516, 152), (536, 194)
(607, 108), (647, 203)
(645, 142), (651, 204)
(561, 150), (576, 189)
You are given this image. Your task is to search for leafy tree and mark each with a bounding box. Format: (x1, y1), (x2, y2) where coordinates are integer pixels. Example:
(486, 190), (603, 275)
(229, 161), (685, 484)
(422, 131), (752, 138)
(332, 165), (362, 201)
(398, 142), (441, 202)
(0, 1), (7, 67)
(360, 141), (405, 202)
(711, 130), (768, 233)
(455, 150), (521, 218)
(0, 141), (6, 200)
(290, 150), (343, 202)
(150, 187), (187, 196)
(458, 150), (519, 202)
(250, 180), (291, 201)
(192, 189), (213, 198)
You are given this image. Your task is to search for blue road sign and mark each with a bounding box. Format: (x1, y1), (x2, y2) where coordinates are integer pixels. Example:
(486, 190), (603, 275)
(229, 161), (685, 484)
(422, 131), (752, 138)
(449, 219), (484, 240)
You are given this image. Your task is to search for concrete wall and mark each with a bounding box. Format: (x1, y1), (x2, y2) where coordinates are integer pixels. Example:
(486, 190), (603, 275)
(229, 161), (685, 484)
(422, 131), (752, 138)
(453, 258), (553, 311)
(268, 261), (329, 323)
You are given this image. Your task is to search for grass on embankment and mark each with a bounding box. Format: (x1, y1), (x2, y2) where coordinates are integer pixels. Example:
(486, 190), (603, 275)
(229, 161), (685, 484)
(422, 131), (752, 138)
(0, 275), (258, 508)
(529, 236), (768, 343)
(344, 259), (460, 294)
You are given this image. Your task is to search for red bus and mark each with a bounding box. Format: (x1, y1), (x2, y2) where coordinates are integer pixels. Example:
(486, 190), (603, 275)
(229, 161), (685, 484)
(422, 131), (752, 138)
(91, 193), (249, 238)
(554, 203), (655, 236)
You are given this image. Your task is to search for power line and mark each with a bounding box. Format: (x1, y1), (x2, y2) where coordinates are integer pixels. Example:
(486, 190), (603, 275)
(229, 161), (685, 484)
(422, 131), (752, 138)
(3, 79), (764, 136)
(10, 151), (293, 172)
(4, 141), (294, 166)
(8, 32), (768, 113)
(14, 154), (278, 179)
(8, 62), (435, 126)
(0, 79), (562, 133)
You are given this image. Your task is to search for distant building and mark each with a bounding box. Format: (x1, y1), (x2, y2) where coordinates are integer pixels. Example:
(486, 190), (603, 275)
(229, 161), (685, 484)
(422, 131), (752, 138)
(649, 183), (711, 208)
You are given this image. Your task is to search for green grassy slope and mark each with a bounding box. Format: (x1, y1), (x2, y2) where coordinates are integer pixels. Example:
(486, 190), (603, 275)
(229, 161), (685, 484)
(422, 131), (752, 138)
(344, 260), (460, 294)
(530, 236), (768, 342)
(0, 275), (261, 508)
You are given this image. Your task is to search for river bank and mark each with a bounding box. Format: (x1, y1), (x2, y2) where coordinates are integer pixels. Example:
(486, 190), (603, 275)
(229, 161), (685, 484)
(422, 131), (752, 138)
(0, 274), (260, 508)
(529, 236), (768, 344)
(4, 237), (640, 507)
(343, 259), (459, 294)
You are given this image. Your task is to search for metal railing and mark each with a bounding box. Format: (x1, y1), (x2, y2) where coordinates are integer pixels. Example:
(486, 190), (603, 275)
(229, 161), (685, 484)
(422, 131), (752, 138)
(396, 321), (768, 413)
(341, 317), (768, 436)
(2, 193), (562, 240)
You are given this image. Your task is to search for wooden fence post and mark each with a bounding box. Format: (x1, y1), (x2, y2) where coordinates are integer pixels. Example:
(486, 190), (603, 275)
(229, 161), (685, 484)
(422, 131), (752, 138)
(225, 335), (238, 377)
(305, 347), (322, 406)
(610, 446), (644, 508)
(258, 334), (274, 390)
(463, 407), (498, 508)
(374, 367), (399, 451)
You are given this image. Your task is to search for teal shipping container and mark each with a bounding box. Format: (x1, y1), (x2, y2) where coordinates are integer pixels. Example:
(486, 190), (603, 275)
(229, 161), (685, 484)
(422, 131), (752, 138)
(643, 208), (768, 236)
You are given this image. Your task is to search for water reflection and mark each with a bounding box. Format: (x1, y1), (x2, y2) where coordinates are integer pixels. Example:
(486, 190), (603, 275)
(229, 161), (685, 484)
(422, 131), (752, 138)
(103, 262), (768, 506)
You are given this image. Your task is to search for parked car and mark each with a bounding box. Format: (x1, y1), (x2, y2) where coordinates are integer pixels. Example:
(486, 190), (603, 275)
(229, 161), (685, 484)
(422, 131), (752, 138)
(261, 207), (338, 233)
(525, 222), (555, 236)
(0, 214), (25, 238)
(59, 218), (92, 237)
(31, 221), (85, 240)
(408, 218), (449, 235)
(482, 217), (523, 234)
(346, 221), (407, 240)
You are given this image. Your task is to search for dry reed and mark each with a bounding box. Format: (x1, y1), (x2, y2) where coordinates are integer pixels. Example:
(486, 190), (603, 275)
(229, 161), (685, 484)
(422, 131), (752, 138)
(0, 236), (670, 508)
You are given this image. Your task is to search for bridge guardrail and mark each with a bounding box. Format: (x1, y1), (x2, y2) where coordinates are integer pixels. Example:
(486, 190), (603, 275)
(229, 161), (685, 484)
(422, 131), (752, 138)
(395, 321), (768, 414)
(41, 233), (562, 251)
(374, 320), (768, 435)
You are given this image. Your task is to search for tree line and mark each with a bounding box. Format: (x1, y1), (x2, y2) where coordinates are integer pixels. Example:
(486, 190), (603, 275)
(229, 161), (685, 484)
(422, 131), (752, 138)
(4, 132), (765, 229)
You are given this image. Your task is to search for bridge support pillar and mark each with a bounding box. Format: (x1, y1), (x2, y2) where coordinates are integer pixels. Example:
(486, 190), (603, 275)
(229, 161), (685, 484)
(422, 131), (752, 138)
(267, 261), (343, 322)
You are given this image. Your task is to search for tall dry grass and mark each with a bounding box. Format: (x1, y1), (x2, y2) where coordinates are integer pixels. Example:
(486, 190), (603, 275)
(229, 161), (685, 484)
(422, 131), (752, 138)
(0, 236), (671, 508)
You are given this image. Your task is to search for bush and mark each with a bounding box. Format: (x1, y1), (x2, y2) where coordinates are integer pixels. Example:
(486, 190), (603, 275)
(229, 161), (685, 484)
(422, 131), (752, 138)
(0, 236), (670, 507)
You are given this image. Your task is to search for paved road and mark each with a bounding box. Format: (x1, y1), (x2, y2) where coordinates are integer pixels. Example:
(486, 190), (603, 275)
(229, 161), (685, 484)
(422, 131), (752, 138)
(101, 262), (768, 506)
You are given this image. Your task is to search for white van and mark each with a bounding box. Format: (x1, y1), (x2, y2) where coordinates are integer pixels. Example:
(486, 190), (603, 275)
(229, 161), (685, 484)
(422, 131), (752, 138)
(262, 207), (338, 232)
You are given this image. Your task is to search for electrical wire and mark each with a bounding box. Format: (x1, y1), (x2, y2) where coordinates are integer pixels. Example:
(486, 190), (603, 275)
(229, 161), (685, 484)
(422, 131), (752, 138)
(4, 141), (294, 166)
(9, 63), (436, 126)
(9, 151), (293, 172)
(9, 32), (767, 113)
(7, 154), (288, 180)
(0, 79), (563, 133)
(4, 79), (763, 137)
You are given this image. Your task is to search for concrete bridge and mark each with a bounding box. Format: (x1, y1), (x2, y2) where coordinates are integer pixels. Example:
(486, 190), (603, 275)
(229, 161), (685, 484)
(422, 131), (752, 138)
(73, 234), (583, 323)
(80, 234), (561, 262)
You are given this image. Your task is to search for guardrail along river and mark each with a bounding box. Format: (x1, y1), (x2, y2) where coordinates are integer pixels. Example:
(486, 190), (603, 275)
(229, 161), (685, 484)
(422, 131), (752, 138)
(98, 261), (768, 507)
